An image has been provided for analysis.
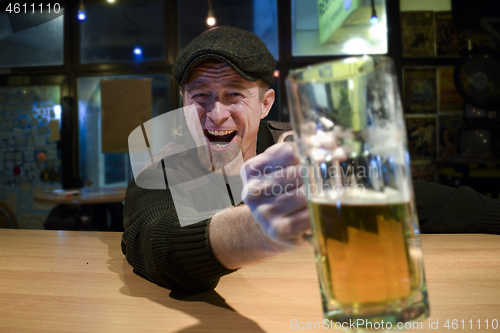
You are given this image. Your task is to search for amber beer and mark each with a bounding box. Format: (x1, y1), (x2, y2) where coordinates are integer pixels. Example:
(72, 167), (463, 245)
(309, 199), (422, 323)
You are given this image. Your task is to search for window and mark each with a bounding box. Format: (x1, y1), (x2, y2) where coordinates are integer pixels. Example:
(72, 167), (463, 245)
(0, 84), (62, 226)
(0, 13), (64, 68)
(77, 74), (170, 188)
(178, 0), (278, 60)
(292, 0), (388, 56)
(80, 0), (166, 64)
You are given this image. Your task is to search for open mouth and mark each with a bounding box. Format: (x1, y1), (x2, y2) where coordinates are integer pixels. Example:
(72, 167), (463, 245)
(204, 129), (238, 149)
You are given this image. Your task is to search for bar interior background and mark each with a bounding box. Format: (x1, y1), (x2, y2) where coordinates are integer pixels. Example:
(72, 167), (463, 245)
(0, 0), (499, 229)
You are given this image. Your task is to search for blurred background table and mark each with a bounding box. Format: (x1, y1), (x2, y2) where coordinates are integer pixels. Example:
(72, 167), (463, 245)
(32, 187), (127, 205)
(0, 230), (499, 333)
(32, 187), (127, 231)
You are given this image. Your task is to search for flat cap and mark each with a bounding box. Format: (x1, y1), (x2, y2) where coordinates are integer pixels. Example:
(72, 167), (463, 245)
(174, 26), (276, 87)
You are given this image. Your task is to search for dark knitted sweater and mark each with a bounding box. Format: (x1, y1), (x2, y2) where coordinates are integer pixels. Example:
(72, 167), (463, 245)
(122, 121), (500, 293)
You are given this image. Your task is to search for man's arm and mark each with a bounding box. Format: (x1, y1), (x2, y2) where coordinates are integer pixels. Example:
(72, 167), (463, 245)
(123, 141), (500, 292)
(209, 142), (311, 269)
(122, 177), (236, 293)
(209, 205), (283, 270)
(414, 180), (500, 234)
(210, 144), (500, 270)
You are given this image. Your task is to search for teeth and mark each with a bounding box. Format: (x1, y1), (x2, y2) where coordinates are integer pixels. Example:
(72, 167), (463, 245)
(207, 130), (235, 136)
(212, 143), (229, 148)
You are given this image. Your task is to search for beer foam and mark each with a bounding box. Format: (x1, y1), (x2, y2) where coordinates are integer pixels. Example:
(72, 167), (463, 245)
(311, 187), (409, 205)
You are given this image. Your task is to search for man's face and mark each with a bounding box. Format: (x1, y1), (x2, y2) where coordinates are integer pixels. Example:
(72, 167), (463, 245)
(182, 62), (274, 168)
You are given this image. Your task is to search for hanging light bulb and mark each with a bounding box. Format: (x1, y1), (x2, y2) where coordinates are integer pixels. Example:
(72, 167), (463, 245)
(77, 11), (86, 21)
(207, 15), (216, 26)
(77, 1), (86, 21)
(370, 0), (378, 25)
(207, 0), (216, 27)
(134, 47), (142, 56)
(107, 0), (115, 3)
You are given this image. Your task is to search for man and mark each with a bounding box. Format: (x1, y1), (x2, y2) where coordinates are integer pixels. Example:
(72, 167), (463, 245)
(122, 27), (500, 293)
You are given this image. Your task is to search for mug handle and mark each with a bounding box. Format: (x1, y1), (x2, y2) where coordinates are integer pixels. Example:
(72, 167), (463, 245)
(277, 130), (295, 143)
(277, 130), (313, 244)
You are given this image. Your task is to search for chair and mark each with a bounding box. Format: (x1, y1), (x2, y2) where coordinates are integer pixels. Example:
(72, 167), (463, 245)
(0, 201), (20, 229)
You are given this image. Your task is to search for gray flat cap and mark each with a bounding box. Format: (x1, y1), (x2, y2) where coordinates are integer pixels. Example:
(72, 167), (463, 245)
(174, 26), (276, 87)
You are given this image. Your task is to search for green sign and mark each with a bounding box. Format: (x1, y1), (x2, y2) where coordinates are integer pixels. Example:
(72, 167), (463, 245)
(318, 0), (360, 45)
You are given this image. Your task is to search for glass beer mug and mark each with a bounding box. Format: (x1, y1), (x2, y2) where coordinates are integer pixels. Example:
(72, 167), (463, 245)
(286, 56), (429, 332)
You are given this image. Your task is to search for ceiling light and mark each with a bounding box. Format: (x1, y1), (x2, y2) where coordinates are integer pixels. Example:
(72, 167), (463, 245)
(77, 2), (86, 21)
(207, 0), (216, 27)
(370, 0), (378, 25)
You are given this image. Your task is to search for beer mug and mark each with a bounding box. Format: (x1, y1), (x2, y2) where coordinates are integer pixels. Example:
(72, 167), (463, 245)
(286, 56), (429, 331)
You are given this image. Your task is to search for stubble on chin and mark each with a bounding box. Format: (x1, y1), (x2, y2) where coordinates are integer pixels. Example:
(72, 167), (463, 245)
(196, 143), (242, 174)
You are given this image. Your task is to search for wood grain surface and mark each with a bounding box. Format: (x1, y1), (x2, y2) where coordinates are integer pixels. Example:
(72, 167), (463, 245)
(0, 230), (498, 333)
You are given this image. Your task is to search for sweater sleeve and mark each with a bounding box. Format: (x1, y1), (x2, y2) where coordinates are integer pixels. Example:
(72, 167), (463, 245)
(121, 123), (278, 293)
(413, 180), (500, 234)
(121, 178), (236, 293)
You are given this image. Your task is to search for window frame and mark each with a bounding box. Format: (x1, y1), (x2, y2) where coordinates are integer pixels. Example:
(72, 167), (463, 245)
(0, 0), (402, 187)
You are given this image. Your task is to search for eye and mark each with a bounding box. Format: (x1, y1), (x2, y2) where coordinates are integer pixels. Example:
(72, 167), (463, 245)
(191, 93), (210, 102)
(228, 92), (244, 98)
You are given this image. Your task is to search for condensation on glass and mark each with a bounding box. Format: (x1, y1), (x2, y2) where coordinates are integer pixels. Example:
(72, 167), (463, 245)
(77, 74), (170, 188)
(80, 0), (166, 64)
(292, 0), (388, 56)
(0, 13), (64, 68)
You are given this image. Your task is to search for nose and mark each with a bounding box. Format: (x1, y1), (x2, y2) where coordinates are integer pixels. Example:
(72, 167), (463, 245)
(207, 100), (231, 125)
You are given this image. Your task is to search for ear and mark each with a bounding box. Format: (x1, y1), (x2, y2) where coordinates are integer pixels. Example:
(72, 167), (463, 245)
(260, 88), (275, 119)
(179, 91), (184, 105)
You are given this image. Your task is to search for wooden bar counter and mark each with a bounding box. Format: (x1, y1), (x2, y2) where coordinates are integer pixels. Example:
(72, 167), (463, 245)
(0, 230), (499, 332)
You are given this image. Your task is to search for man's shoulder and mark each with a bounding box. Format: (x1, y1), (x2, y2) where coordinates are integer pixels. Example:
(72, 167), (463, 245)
(266, 120), (293, 131)
(257, 121), (292, 153)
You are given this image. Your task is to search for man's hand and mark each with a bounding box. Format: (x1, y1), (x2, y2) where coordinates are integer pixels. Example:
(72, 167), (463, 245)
(208, 142), (311, 270)
(241, 142), (311, 251)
